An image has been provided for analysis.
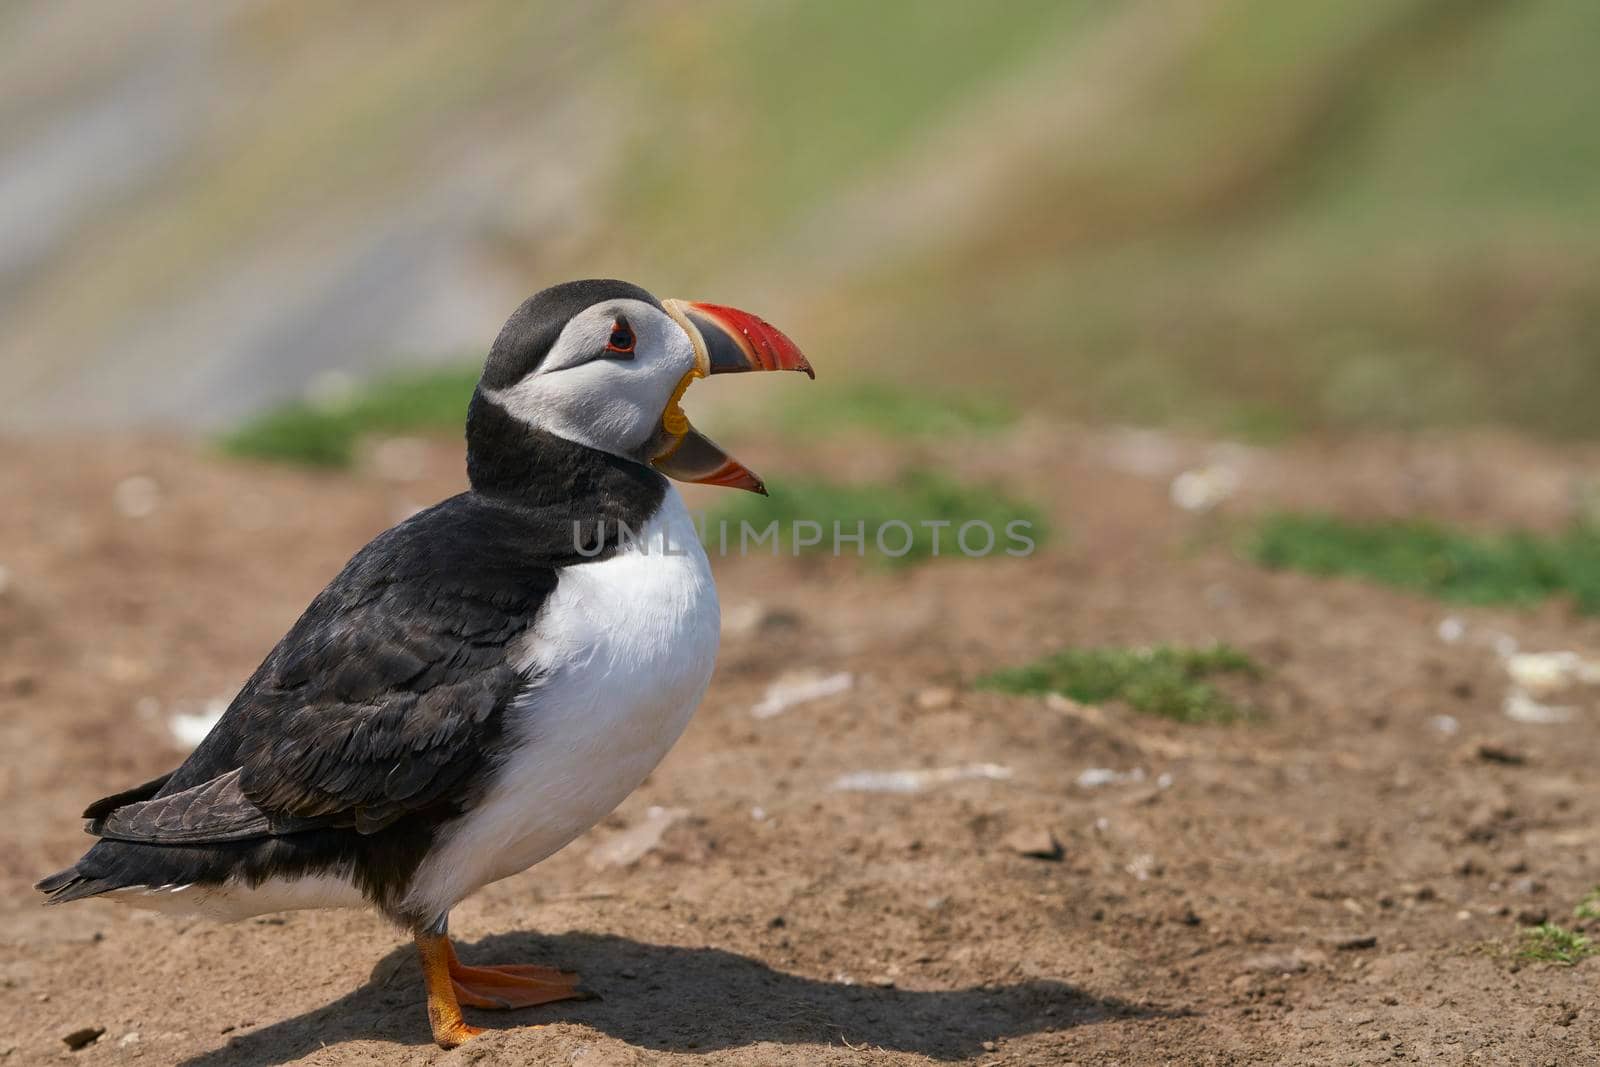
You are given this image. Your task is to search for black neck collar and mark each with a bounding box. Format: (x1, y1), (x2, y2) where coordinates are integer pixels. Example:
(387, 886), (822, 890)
(464, 390), (667, 528)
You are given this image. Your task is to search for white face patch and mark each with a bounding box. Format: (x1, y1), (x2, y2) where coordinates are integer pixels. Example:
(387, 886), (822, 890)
(481, 298), (697, 459)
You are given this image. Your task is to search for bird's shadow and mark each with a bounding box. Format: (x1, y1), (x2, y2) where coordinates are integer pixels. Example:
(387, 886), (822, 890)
(179, 930), (1156, 1065)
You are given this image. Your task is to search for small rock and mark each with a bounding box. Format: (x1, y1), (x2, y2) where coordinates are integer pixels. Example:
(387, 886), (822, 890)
(1517, 908), (1549, 926)
(1474, 740), (1527, 765)
(1076, 767), (1145, 789)
(118, 1032), (140, 1047)
(1170, 464), (1240, 512)
(61, 1027), (104, 1051)
(586, 806), (688, 869)
(1241, 949), (1319, 974)
(830, 763), (1012, 794)
(113, 475), (160, 519)
(915, 686), (955, 710)
(1510, 877), (1544, 896)
(751, 670), (853, 719)
(1329, 934), (1378, 951)
(1506, 650), (1600, 694)
(1124, 853), (1161, 881)
(1001, 827), (1063, 861)
(1503, 689), (1573, 724)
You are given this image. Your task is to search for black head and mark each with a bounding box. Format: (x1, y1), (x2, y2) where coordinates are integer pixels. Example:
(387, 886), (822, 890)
(466, 278), (814, 500)
(477, 279), (663, 391)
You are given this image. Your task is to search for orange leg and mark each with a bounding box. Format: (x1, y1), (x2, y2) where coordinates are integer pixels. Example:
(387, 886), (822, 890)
(415, 932), (590, 1049)
(416, 932), (483, 1049)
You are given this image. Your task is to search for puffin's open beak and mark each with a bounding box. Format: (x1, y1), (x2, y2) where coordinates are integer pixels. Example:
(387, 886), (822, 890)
(650, 300), (814, 495)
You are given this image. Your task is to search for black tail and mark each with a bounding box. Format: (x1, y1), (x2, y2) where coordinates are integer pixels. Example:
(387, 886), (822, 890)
(35, 838), (201, 905)
(37, 769), (177, 904)
(34, 862), (104, 904)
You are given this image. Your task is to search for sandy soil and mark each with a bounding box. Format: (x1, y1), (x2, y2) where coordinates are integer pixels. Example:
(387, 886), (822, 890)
(4, 425), (1600, 1065)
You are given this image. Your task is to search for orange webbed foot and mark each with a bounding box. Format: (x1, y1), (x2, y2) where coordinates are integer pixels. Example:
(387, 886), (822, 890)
(445, 939), (592, 1010)
(448, 966), (588, 1010)
(417, 931), (591, 1047)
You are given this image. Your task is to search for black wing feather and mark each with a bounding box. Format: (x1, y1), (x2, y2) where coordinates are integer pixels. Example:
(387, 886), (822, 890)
(121, 493), (571, 843)
(81, 772), (174, 821)
(92, 769), (317, 843)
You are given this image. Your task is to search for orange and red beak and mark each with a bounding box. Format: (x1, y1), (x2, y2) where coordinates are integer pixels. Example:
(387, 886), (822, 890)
(650, 300), (813, 495)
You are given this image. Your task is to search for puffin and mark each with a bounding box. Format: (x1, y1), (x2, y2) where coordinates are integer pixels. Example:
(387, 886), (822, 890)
(36, 279), (813, 1049)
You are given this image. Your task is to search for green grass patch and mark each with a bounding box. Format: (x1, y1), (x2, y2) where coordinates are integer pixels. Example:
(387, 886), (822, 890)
(1247, 514), (1600, 613)
(1574, 888), (1600, 922)
(706, 471), (1046, 570)
(221, 366), (478, 467)
(774, 381), (1016, 439)
(1518, 923), (1596, 966)
(977, 644), (1260, 724)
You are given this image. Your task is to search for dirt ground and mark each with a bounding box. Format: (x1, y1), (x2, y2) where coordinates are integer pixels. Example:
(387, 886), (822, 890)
(4, 424), (1600, 1066)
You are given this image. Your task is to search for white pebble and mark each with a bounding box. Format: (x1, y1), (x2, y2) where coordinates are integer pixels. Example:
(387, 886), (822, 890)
(829, 763), (1012, 794)
(1503, 689), (1574, 725)
(1076, 767), (1146, 789)
(752, 671), (853, 719)
(113, 476), (160, 519)
(1170, 465), (1240, 512)
(168, 698), (229, 747)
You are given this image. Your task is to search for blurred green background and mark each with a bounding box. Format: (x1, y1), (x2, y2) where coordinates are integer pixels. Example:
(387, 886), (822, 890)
(3, 0), (1597, 441)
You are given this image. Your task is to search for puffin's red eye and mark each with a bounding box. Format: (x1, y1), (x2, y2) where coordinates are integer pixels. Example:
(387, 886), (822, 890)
(606, 319), (635, 354)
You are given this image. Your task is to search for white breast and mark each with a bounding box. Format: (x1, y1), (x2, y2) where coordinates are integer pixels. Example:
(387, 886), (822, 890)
(402, 487), (719, 919)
